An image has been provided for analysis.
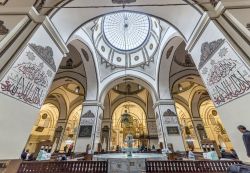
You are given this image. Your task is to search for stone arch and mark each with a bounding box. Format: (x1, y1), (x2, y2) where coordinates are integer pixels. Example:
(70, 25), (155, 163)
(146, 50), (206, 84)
(50, 1), (202, 42)
(157, 34), (184, 100)
(110, 96), (147, 119)
(68, 34), (99, 101)
(99, 70), (158, 104)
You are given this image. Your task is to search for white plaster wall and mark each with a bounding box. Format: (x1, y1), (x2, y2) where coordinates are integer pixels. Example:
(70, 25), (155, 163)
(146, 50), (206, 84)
(0, 94), (39, 159)
(217, 94), (250, 162)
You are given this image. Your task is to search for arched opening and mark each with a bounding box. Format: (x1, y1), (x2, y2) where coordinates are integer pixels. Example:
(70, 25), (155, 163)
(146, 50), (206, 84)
(98, 79), (159, 152)
(176, 103), (200, 151)
(168, 41), (234, 154)
(59, 104), (83, 151)
(1, 0), (250, 163)
(199, 100), (233, 150)
(23, 43), (87, 155)
(111, 101), (147, 149)
(25, 103), (59, 156)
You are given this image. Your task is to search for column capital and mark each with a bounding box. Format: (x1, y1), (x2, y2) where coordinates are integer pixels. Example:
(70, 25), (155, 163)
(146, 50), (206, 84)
(153, 99), (175, 109)
(83, 101), (104, 110)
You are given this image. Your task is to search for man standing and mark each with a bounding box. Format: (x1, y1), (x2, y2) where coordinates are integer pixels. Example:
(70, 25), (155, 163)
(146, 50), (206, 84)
(237, 125), (250, 157)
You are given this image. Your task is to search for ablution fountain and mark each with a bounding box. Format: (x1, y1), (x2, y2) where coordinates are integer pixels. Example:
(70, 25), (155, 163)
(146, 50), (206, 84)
(93, 133), (166, 173)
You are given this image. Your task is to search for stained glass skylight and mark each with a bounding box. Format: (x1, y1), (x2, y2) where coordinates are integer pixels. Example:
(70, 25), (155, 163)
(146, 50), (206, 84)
(103, 12), (150, 51)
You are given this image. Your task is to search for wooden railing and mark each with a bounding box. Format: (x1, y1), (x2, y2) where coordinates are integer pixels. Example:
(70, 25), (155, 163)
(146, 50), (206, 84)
(146, 160), (242, 173)
(17, 161), (108, 173)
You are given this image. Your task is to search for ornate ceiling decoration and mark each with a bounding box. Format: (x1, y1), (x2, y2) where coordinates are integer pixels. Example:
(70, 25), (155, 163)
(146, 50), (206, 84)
(93, 11), (161, 68)
(112, 82), (144, 95)
(172, 81), (195, 94)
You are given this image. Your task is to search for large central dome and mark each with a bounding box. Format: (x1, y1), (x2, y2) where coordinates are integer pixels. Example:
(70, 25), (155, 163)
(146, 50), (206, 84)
(103, 12), (150, 51)
(93, 11), (161, 68)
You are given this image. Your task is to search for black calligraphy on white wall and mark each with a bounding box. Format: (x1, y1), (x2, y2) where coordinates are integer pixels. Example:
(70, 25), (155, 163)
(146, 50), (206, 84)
(200, 41), (250, 107)
(0, 44), (55, 108)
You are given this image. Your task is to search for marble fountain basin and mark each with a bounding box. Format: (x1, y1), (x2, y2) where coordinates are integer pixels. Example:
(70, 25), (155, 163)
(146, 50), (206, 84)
(93, 153), (166, 173)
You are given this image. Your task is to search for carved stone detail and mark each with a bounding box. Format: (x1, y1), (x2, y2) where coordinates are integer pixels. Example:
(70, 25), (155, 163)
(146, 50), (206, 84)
(198, 39), (225, 69)
(163, 109), (177, 117)
(0, 20), (9, 35)
(82, 110), (95, 118)
(29, 43), (56, 71)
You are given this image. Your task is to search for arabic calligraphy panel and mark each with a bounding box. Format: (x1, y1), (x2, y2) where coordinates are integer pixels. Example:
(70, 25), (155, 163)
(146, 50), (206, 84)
(0, 44), (55, 108)
(199, 41), (250, 107)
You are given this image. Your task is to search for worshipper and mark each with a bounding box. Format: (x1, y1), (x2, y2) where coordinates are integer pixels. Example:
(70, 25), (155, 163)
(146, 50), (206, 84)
(68, 143), (74, 156)
(188, 149), (195, 160)
(152, 145), (156, 150)
(25, 149), (30, 160)
(237, 125), (250, 157)
(28, 153), (34, 161)
(86, 144), (91, 154)
(64, 145), (68, 153)
(21, 149), (29, 160)
(116, 145), (120, 152)
(230, 149), (239, 159)
(36, 146), (47, 161)
(140, 145), (145, 152)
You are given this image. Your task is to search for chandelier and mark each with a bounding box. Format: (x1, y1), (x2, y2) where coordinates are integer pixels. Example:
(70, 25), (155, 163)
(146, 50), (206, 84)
(121, 110), (133, 128)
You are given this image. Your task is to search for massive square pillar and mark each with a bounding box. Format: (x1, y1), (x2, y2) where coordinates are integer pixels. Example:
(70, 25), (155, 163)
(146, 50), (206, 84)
(75, 101), (103, 153)
(154, 100), (185, 152)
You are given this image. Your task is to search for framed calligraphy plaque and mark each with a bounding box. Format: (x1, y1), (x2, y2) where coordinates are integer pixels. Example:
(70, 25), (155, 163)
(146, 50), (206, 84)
(166, 126), (180, 135)
(78, 125), (92, 137)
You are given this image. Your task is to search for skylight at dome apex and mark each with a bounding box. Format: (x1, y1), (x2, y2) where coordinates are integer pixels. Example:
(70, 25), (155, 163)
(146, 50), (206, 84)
(92, 11), (162, 68)
(103, 12), (150, 51)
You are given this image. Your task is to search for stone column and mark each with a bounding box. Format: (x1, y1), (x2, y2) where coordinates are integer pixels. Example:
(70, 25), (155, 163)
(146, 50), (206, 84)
(154, 100), (185, 152)
(75, 101), (103, 153)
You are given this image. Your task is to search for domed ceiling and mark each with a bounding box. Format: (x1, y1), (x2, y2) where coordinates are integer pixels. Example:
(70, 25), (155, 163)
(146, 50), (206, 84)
(93, 11), (161, 68)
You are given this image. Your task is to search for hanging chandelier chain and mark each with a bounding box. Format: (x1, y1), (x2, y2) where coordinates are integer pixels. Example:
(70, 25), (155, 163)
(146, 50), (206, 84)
(122, 8), (129, 108)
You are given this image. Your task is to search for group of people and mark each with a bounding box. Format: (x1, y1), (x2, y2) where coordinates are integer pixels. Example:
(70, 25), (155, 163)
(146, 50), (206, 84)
(21, 149), (34, 161)
(19, 124), (250, 162)
(21, 145), (52, 161)
(36, 146), (52, 161)
(114, 144), (157, 152)
(186, 124), (250, 161)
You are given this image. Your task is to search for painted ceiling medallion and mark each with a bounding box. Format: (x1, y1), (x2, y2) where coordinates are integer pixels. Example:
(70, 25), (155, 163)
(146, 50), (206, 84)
(93, 11), (161, 68)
